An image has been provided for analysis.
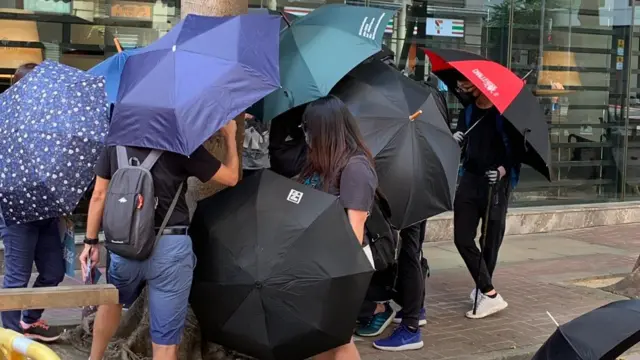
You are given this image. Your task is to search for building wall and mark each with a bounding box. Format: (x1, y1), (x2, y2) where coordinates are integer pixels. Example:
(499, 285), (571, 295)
(1, 0), (640, 221)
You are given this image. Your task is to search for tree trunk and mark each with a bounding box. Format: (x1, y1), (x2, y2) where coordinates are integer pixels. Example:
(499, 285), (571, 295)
(183, 0), (248, 214)
(602, 254), (640, 299)
(62, 2), (251, 359)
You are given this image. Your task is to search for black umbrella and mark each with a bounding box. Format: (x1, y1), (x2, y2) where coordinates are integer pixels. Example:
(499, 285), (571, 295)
(533, 299), (640, 360)
(189, 170), (374, 360)
(332, 60), (460, 228)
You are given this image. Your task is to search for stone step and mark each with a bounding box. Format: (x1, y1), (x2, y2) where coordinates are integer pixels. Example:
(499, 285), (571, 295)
(425, 201), (640, 242)
(2, 201), (640, 275)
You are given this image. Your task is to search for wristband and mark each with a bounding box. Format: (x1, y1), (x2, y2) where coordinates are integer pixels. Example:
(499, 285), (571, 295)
(83, 237), (99, 245)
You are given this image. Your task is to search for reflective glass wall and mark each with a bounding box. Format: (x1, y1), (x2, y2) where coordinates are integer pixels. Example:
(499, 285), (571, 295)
(359, 0), (638, 206)
(1, 0), (639, 209)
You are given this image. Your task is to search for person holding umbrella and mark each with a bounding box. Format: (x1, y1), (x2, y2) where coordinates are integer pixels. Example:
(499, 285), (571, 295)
(452, 80), (516, 319)
(2, 59), (112, 345)
(297, 96), (378, 360)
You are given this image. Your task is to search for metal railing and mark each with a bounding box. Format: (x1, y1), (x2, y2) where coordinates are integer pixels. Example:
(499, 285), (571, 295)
(0, 328), (61, 360)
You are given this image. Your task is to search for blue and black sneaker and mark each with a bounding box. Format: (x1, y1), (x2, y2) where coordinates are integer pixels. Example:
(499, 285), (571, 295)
(373, 324), (424, 352)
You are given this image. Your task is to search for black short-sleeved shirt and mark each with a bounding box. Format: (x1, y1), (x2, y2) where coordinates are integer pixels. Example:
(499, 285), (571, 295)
(327, 155), (378, 212)
(94, 146), (221, 227)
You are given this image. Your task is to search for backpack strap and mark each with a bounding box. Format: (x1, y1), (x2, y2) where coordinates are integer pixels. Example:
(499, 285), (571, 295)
(155, 182), (184, 241)
(140, 150), (163, 170)
(495, 115), (521, 189)
(116, 146), (129, 168)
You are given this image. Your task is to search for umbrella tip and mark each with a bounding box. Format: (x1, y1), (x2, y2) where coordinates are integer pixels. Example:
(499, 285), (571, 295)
(409, 110), (423, 121)
(546, 311), (560, 327)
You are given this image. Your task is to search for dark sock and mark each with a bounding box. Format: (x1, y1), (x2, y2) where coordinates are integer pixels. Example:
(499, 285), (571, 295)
(487, 293), (497, 299)
(407, 325), (418, 332)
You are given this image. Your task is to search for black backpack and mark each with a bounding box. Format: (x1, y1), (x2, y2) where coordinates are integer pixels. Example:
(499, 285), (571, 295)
(366, 189), (400, 271)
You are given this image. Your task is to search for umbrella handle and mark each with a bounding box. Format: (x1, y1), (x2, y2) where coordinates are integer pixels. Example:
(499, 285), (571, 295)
(114, 38), (123, 53)
(409, 110), (423, 121)
(473, 183), (495, 315)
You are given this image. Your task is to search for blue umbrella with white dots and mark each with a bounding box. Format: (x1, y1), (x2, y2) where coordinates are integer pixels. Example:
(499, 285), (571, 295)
(0, 60), (110, 225)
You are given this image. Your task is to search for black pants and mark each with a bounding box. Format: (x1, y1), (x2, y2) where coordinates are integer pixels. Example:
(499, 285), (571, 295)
(358, 267), (396, 321)
(358, 222), (428, 328)
(396, 220), (427, 328)
(453, 172), (509, 294)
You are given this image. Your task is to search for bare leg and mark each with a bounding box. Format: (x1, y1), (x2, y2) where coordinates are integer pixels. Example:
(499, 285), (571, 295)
(152, 344), (179, 360)
(90, 304), (123, 360)
(313, 339), (361, 360)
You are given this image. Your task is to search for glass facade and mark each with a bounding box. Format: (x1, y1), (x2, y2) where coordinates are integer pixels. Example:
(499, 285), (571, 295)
(1, 0), (640, 218)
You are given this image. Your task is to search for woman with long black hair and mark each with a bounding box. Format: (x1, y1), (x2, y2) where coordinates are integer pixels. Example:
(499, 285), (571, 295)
(298, 96), (378, 360)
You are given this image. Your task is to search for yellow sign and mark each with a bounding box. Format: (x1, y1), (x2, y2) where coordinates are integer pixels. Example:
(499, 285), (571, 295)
(110, 2), (152, 20)
(617, 56), (624, 63)
(618, 39), (625, 48)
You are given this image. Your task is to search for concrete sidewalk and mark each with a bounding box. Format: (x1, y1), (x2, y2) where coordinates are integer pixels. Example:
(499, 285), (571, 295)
(358, 223), (639, 360)
(2, 224), (639, 359)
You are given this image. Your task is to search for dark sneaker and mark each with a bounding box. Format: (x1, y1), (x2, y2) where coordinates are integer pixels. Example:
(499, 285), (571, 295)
(355, 303), (396, 337)
(392, 308), (427, 326)
(373, 324), (424, 351)
(21, 320), (62, 343)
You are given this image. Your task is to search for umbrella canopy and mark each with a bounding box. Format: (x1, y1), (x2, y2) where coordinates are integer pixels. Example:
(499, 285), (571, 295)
(257, 4), (395, 123)
(332, 60), (460, 228)
(88, 48), (141, 104)
(424, 48), (551, 180)
(533, 299), (640, 360)
(107, 13), (281, 156)
(189, 170), (374, 360)
(0, 60), (109, 225)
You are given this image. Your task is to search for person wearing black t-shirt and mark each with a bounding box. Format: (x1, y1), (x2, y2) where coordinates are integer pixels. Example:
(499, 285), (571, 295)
(452, 80), (511, 320)
(80, 120), (240, 360)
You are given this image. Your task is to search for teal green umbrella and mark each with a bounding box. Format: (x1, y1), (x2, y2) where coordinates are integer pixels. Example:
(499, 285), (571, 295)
(259, 4), (395, 122)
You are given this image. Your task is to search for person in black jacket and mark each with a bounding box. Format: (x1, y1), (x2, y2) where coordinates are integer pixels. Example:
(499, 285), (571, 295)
(452, 80), (512, 319)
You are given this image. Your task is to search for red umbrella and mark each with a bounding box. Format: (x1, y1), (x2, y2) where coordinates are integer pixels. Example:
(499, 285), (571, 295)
(425, 49), (526, 113)
(423, 48), (551, 181)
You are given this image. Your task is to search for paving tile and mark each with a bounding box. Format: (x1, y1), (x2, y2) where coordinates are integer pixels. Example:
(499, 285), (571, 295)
(2, 225), (640, 359)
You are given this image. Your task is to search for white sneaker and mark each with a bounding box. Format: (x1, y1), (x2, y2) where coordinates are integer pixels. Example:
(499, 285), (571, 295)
(465, 294), (508, 319)
(470, 288), (478, 303)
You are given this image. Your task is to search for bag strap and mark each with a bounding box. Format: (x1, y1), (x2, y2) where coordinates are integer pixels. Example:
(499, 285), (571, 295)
(140, 150), (163, 170)
(155, 182), (184, 241)
(116, 146), (163, 170)
(116, 146), (128, 168)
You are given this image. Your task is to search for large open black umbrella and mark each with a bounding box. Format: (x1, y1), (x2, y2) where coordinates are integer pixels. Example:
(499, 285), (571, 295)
(332, 59), (460, 228)
(189, 170), (374, 360)
(533, 299), (640, 360)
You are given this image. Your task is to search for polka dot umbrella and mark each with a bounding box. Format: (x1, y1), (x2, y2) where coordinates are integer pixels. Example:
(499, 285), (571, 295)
(0, 60), (109, 225)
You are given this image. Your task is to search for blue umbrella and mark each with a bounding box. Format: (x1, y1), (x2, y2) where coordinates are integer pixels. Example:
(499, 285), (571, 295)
(257, 4), (395, 123)
(88, 48), (141, 104)
(107, 13), (281, 156)
(0, 60), (109, 225)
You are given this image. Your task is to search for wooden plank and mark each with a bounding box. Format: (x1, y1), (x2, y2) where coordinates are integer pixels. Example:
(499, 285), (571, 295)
(0, 285), (118, 311)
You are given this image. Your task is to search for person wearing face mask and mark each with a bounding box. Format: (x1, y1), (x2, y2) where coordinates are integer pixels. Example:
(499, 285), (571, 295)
(452, 80), (516, 319)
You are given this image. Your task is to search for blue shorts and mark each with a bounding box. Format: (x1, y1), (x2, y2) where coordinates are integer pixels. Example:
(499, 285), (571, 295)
(107, 234), (196, 345)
